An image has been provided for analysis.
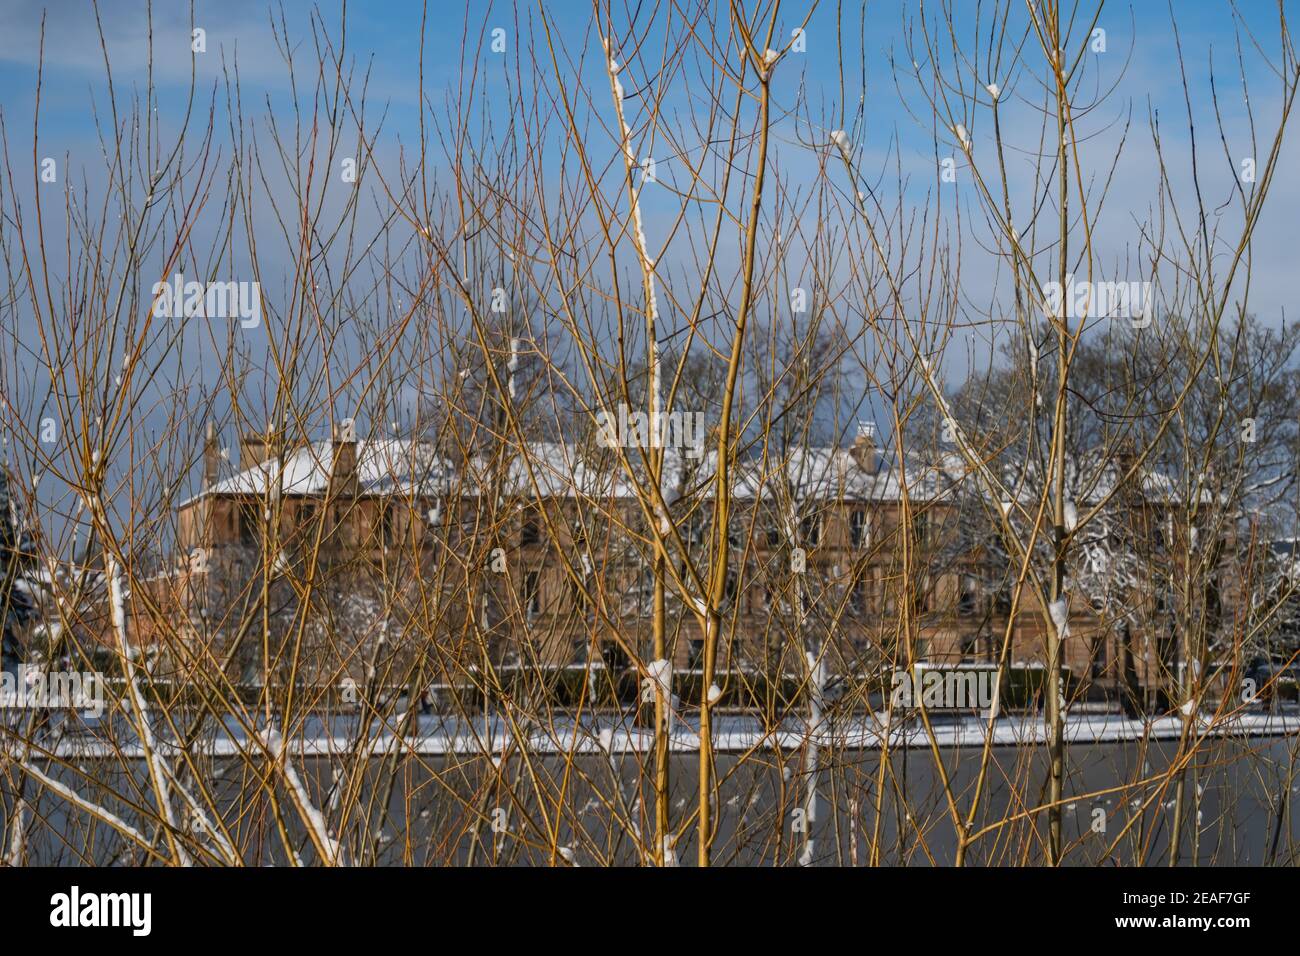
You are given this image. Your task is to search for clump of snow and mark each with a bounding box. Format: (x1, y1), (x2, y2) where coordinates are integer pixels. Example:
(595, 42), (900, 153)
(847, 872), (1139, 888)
(646, 659), (672, 703)
(1048, 598), (1070, 638)
(661, 835), (678, 867)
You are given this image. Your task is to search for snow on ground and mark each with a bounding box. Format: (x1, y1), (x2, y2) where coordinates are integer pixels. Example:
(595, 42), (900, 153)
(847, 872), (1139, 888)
(3, 708), (1298, 759)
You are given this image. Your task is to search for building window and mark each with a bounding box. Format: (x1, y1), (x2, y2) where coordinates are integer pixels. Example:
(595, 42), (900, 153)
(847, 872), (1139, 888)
(601, 642), (629, 672)
(521, 519), (541, 547)
(850, 579), (866, 615)
(238, 502), (260, 547)
(688, 639), (704, 669)
(1090, 634), (1108, 678)
(912, 576), (931, 614)
(1206, 575), (1222, 622)
(800, 512), (821, 548)
(523, 571), (541, 621)
(958, 577), (978, 616)
(851, 509), (870, 548)
(912, 511), (929, 547)
(570, 578), (590, 615)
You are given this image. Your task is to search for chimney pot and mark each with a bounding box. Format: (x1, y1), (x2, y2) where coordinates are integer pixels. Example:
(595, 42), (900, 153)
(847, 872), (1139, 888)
(330, 422), (359, 495)
(203, 422), (220, 488)
(852, 421), (879, 472)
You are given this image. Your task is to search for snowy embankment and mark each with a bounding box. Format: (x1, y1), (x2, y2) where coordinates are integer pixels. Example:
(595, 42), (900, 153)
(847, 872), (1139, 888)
(4, 708), (1299, 759)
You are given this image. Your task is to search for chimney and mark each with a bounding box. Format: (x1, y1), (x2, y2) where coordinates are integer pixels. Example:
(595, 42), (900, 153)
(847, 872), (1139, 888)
(329, 418), (359, 496)
(851, 420), (878, 473)
(1112, 442), (1141, 498)
(240, 425), (280, 467)
(203, 421), (220, 488)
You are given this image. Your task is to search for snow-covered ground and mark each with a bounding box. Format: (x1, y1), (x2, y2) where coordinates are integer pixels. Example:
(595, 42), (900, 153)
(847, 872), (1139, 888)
(4, 707), (1298, 758)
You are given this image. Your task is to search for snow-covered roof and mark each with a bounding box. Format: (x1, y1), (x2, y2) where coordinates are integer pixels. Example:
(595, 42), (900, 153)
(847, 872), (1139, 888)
(184, 439), (456, 503)
(186, 438), (964, 505)
(731, 447), (964, 503)
(502, 441), (646, 499)
(1064, 451), (1208, 507)
(186, 430), (1199, 511)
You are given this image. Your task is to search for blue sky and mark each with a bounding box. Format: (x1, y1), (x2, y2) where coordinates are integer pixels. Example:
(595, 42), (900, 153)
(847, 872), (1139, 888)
(0, 0), (1296, 535)
(2, 0), (1292, 323)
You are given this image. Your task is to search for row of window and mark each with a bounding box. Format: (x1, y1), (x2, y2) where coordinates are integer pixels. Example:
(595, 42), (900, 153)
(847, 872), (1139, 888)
(519, 508), (928, 550)
(229, 501), (397, 548)
(220, 500), (941, 557)
(512, 571), (990, 621)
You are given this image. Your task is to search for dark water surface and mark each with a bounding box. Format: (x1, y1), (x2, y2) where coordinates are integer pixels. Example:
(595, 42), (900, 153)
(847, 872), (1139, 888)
(4, 723), (1298, 865)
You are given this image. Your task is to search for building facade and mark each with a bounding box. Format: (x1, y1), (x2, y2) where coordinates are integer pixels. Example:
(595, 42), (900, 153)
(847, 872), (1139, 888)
(151, 422), (1221, 711)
